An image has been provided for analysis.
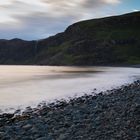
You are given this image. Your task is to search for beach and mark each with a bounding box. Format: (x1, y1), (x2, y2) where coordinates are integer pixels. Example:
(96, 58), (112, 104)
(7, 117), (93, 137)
(0, 80), (140, 140)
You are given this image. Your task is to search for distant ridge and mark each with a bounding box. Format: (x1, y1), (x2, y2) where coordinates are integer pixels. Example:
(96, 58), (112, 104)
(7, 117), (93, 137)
(0, 11), (140, 65)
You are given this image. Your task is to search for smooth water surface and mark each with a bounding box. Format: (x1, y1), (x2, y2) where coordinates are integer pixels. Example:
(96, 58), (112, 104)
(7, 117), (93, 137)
(0, 66), (140, 113)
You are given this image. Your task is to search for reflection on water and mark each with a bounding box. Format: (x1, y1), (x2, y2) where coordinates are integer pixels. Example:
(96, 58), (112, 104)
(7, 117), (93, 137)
(0, 66), (140, 113)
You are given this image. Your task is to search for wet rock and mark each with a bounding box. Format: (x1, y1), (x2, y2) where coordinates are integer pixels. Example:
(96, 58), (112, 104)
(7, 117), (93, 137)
(58, 133), (68, 140)
(22, 124), (32, 130)
(0, 131), (5, 137)
(0, 80), (139, 140)
(36, 137), (48, 140)
(0, 113), (14, 119)
(134, 137), (140, 140)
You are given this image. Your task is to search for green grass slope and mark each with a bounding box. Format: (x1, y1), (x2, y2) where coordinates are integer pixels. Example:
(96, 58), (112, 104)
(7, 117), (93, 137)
(35, 11), (140, 65)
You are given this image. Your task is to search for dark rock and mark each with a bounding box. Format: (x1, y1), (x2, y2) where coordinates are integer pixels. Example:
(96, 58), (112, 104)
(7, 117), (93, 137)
(0, 81), (139, 139)
(36, 137), (48, 140)
(22, 124), (32, 130)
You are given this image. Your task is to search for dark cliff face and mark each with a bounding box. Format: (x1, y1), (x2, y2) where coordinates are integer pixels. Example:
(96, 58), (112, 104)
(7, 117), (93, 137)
(0, 11), (140, 65)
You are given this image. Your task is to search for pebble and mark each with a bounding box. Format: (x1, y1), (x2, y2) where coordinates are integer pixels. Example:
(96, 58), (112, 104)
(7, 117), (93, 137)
(22, 124), (32, 130)
(35, 137), (47, 140)
(0, 80), (139, 140)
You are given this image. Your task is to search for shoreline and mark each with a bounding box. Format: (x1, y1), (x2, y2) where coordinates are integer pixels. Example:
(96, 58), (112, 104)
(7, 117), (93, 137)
(0, 80), (140, 139)
(0, 64), (140, 68)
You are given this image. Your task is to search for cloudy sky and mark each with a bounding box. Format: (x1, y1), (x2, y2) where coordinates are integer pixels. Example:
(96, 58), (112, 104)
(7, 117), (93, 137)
(0, 0), (139, 40)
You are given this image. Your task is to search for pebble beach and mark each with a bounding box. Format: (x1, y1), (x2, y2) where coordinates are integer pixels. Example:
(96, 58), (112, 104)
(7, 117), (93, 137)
(0, 80), (140, 140)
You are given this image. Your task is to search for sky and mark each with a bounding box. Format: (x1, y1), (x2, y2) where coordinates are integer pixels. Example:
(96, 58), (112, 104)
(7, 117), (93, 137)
(0, 0), (139, 40)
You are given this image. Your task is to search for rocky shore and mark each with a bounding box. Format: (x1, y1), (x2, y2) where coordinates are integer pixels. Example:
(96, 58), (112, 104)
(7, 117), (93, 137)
(0, 80), (140, 140)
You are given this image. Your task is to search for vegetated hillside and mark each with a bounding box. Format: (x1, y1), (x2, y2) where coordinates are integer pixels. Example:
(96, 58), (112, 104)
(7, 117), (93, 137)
(0, 11), (140, 65)
(0, 39), (35, 64)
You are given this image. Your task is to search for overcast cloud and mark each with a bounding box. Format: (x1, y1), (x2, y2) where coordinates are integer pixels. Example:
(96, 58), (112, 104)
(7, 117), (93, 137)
(0, 0), (122, 40)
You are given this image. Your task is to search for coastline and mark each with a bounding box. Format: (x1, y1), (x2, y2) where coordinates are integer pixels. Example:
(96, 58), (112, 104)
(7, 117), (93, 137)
(0, 80), (140, 140)
(0, 64), (140, 68)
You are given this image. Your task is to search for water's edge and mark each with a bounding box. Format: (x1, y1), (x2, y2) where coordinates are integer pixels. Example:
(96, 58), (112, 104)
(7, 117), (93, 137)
(0, 66), (140, 113)
(0, 80), (139, 139)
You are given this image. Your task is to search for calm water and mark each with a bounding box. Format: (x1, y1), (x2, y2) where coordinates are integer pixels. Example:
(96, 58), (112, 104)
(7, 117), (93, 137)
(0, 66), (140, 113)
